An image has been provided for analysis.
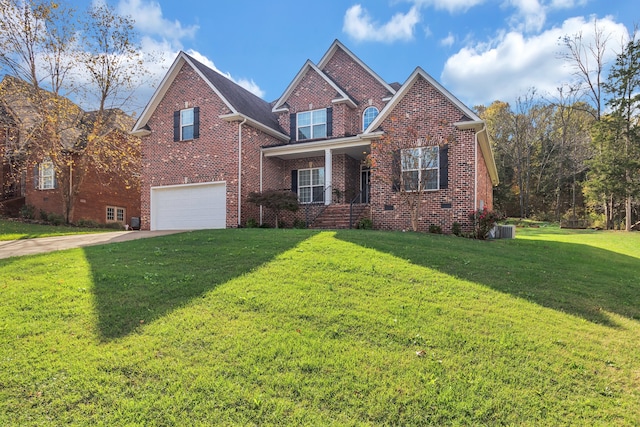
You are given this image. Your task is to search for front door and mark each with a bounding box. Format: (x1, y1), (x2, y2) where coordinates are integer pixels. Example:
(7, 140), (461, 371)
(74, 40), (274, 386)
(361, 168), (371, 204)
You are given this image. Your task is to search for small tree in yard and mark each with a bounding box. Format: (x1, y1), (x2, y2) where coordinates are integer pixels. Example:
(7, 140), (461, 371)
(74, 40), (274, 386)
(247, 190), (299, 229)
(368, 115), (455, 232)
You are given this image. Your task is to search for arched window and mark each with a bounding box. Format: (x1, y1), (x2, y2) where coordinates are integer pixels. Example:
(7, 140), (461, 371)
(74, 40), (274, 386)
(363, 106), (379, 130)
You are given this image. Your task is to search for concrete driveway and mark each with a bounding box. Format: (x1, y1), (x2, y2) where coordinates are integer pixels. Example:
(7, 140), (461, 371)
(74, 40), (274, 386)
(0, 230), (185, 260)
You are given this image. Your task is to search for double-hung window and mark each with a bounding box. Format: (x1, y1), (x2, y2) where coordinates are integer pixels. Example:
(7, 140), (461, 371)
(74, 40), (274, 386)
(174, 107), (199, 141)
(401, 146), (439, 191)
(298, 167), (325, 203)
(38, 158), (55, 190)
(181, 108), (194, 140)
(297, 109), (326, 140)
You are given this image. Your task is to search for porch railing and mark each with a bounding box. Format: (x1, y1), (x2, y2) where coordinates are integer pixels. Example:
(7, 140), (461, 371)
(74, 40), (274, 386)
(349, 189), (366, 229)
(304, 184), (331, 228)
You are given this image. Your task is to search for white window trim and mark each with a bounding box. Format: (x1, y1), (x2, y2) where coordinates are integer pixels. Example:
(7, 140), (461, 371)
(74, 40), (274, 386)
(297, 108), (327, 141)
(39, 158), (55, 190)
(401, 146), (439, 192)
(363, 106), (379, 130)
(298, 167), (325, 204)
(181, 108), (194, 141)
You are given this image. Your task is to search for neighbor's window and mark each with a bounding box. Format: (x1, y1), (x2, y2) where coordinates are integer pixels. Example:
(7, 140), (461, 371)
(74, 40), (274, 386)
(297, 109), (327, 140)
(401, 146), (439, 191)
(38, 158), (55, 190)
(181, 108), (194, 140)
(106, 206), (126, 223)
(298, 167), (325, 203)
(363, 106), (379, 130)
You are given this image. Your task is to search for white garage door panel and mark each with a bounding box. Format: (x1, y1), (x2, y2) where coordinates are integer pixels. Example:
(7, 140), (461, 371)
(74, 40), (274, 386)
(151, 183), (226, 230)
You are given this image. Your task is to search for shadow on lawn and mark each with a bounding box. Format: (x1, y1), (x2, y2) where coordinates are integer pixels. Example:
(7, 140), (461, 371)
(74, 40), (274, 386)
(83, 229), (316, 341)
(335, 230), (640, 327)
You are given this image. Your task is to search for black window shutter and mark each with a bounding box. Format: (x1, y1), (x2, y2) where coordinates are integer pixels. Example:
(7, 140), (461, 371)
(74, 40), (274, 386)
(439, 145), (449, 189)
(289, 113), (296, 142)
(53, 168), (57, 189)
(291, 170), (298, 193)
(326, 107), (333, 137)
(173, 110), (180, 142)
(193, 107), (200, 139)
(391, 150), (401, 192)
(33, 163), (39, 189)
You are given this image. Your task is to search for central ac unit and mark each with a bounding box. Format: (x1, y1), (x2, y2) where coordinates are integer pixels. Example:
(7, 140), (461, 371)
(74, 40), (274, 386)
(496, 224), (515, 239)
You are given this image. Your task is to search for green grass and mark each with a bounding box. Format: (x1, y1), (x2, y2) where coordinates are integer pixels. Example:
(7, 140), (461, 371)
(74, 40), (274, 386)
(1, 228), (639, 425)
(0, 218), (117, 240)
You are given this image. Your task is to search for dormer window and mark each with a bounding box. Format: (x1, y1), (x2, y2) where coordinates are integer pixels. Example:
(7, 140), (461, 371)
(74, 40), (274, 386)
(363, 106), (379, 131)
(297, 108), (327, 140)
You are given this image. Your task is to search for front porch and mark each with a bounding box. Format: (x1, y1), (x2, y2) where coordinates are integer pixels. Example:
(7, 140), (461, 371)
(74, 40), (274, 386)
(262, 136), (372, 204)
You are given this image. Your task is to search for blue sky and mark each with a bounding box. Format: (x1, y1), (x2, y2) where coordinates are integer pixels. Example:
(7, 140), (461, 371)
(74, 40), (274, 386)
(72, 0), (636, 113)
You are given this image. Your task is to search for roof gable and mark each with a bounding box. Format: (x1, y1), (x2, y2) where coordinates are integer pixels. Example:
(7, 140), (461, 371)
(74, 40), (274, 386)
(318, 40), (396, 98)
(272, 60), (356, 112)
(365, 67), (481, 133)
(131, 52), (286, 139)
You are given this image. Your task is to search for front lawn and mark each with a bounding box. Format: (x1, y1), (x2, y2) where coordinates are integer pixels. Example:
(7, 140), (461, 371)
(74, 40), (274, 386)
(1, 228), (638, 425)
(0, 218), (118, 241)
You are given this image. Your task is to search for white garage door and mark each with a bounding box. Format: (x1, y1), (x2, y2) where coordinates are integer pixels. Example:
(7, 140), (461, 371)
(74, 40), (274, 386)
(151, 182), (226, 230)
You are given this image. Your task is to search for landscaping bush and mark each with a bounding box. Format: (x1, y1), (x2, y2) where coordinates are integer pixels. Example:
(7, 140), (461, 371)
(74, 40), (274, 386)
(429, 224), (442, 234)
(75, 219), (102, 228)
(46, 212), (65, 226)
(469, 207), (503, 239)
(245, 218), (258, 228)
(451, 222), (462, 236)
(357, 218), (373, 229)
(293, 219), (307, 229)
(19, 204), (36, 220)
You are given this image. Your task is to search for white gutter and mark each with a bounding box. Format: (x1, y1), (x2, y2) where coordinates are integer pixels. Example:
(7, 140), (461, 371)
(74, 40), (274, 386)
(238, 117), (247, 227)
(220, 113), (289, 142)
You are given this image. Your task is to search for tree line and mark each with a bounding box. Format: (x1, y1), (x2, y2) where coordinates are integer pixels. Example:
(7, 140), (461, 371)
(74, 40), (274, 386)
(477, 23), (639, 230)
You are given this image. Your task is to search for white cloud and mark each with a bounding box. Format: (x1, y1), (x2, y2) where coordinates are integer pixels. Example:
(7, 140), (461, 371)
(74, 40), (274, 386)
(506, 0), (547, 33)
(549, 0), (588, 9)
(441, 16), (629, 106)
(343, 4), (421, 42)
(412, 0), (487, 13)
(116, 0), (198, 46)
(111, 0), (265, 110)
(184, 50), (266, 99)
(440, 32), (455, 47)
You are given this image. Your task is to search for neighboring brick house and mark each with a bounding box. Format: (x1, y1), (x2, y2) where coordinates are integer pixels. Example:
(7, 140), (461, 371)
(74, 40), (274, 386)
(0, 75), (141, 225)
(131, 40), (498, 232)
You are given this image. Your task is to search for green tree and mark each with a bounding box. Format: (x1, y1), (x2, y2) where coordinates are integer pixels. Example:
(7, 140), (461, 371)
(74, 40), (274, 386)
(247, 190), (299, 228)
(0, 0), (146, 223)
(595, 34), (640, 230)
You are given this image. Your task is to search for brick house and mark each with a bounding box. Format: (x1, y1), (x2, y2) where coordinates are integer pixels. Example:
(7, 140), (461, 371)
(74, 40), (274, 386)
(0, 75), (141, 225)
(131, 40), (498, 232)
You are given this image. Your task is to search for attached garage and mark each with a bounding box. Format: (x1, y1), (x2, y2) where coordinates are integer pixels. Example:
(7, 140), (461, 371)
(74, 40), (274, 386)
(150, 182), (227, 230)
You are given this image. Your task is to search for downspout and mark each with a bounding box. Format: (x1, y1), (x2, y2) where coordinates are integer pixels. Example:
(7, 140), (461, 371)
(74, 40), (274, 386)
(474, 128), (479, 212)
(259, 148), (263, 225)
(238, 117), (247, 227)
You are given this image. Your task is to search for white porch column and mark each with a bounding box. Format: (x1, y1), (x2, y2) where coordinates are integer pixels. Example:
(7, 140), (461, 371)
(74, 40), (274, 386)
(325, 148), (332, 205)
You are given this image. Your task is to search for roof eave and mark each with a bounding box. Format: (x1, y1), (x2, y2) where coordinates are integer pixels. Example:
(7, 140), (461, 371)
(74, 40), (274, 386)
(220, 113), (289, 142)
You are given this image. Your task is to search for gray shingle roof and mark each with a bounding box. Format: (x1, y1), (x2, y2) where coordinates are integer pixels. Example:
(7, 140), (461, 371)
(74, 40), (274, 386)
(185, 53), (284, 135)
